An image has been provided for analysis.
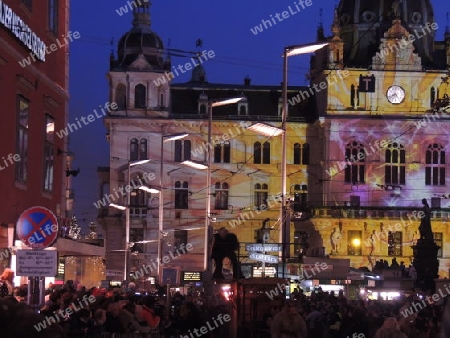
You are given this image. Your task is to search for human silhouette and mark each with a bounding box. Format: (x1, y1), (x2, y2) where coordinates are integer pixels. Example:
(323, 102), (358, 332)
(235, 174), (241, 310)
(418, 198), (433, 241)
(210, 227), (244, 280)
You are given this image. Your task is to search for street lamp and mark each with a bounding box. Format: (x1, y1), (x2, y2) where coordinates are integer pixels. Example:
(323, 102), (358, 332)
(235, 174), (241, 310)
(280, 42), (328, 276)
(110, 158), (150, 281)
(158, 132), (188, 284)
(182, 96), (243, 273)
(248, 42), (328, 277)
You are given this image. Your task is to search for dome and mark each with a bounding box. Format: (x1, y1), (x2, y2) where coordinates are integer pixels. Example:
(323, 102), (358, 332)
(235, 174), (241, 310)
(115, 3), (165, 70)
(337, 0), (435, 68)
(190, 61), (208, 83)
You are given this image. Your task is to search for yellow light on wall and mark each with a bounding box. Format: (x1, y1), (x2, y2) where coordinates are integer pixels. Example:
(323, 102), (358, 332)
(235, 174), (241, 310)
(352, 238), (361, 247)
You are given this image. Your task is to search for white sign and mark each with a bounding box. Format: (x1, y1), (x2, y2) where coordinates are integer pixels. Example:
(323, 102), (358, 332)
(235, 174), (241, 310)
(0, 1), (47, 61)
(16, 250), (57, 277)
(249, 253), (278, 264)
(106, 270), (123, 277)
(246, 244), (282, 252)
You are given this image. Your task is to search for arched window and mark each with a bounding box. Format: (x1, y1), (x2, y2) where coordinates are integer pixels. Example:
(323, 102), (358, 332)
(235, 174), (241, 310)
(130, 138), (139, 161)
(294, 143), (301, 164)
(214, 142), (222, 163)
(130, 177), (148, 218)
(214, 141), (231, 163)
(175, 181), (189, 209)
(135, 84), (146, 108)
(174, 140), (191, 162)
(430, 87), (436, 107)
(385, 143), (405, 185)
(254, 142), (261, 164)
(199, 104), (206, 115)
(239, 106), (247, 115)
(160, 93), (164, 107)
(115, 84), (127, 109)
(425, 143), (445, 185)
(293, 143), (310, 164)
(223, 141), (230, 163)
(254, 183), (268, 209)
(344, 141), (365, 184)
(350, 84), (355, 107)
(262, 142), (270, 164)
(215, 182), (229, 210)
(139, 139), (148, 160)
(293, 184), (308, 211)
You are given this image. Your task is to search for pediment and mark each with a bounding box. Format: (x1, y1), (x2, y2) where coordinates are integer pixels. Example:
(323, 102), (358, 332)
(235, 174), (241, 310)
(129, 54), (152, 71)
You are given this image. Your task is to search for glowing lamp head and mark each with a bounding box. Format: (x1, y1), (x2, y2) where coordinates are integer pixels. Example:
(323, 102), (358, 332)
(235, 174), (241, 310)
(352, 238), (361, 247)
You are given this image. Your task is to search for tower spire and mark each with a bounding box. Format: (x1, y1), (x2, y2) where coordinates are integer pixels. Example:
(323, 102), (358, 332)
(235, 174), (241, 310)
(317, 8), (325, 41)
(132, 0), (151, 28)
(331, 6), (340, 37)
(446, 12), (450, 39)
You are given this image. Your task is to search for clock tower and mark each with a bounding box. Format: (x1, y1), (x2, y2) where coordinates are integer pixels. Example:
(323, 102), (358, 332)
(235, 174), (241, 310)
(308, 0), (450, 277)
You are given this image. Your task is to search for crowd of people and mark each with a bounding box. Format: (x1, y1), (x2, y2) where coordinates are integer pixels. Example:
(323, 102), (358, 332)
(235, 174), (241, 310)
(255, 288), (449, 338)
(0, 279), (231, 338)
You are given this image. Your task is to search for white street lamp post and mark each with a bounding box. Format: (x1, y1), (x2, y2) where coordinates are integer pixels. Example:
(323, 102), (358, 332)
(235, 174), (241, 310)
(182, 97), (243, 273)
(125, 159), (150, 281)
(158, 132), (188, 283)
(280, 42), (328, 276)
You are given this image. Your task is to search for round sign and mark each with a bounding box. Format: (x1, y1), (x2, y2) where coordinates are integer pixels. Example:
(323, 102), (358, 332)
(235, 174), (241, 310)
(16, 206), (59, 249)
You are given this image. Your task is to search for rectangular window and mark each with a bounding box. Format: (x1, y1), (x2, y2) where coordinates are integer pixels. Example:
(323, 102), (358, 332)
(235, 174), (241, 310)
(294, 231), (309, 256)
(16, 96), (29, 182)
(48, 0), (58, 35)
(43, 115), (55, 192)
(173, 230), (188, 254)
(22, 0), (32, 10)
(434, 232), (442, 258)
(175, 181), (189, 209)
(347, 230), (362, 256)
(388, 231), (402, 256)
(130, 228), (144, 253)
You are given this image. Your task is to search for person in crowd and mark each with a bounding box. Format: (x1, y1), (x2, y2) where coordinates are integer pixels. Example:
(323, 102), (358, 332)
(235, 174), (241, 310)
(305, 304), (322, 338)
(0, 268), (14, 296)
(271, 301), (307, 338)
(374, 317), (407, 338)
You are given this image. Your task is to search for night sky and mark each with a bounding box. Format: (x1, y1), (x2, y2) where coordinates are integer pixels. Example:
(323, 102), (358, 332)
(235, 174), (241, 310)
(69, 0), (449, 232)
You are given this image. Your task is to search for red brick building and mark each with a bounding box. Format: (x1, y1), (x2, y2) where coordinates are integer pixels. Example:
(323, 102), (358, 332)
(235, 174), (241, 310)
(0, 0), (70, 258)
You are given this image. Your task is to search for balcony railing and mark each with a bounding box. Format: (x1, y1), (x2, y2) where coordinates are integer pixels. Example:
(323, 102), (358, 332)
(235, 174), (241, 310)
(311, 206), (450, 221)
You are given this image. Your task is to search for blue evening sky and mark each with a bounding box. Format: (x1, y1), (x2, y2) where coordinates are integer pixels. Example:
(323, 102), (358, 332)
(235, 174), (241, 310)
(69, 0), (448, 231)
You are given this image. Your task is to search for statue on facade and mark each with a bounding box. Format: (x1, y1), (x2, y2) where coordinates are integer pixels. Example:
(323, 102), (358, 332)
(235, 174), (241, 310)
(86, 221), (98, 239)
(331, 227), (342, 254)
(418, 198), (433, 241)
(392, 0), (401, 18)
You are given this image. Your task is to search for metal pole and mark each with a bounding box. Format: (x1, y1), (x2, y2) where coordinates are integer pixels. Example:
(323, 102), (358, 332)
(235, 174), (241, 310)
(204, 103), (212, 271)
(125, 162), (131, 282)
(281, 48), (288, 278)
(158, 133), (164, 283)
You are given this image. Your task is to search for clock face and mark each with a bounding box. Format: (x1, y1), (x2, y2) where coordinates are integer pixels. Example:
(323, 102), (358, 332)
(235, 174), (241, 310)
(387, 86), (405, 104)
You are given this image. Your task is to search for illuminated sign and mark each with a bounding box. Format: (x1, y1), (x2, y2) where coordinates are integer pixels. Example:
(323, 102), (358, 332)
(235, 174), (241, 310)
(249, 253), (278, 264)
(246, 244), (282, 252)
(182, 271), (202, 281)
(0, 1), (46, 61)
(252, 266), (276, 278)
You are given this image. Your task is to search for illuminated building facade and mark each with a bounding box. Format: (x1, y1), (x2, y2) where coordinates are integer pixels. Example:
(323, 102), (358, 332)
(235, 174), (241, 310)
(99, 1), (450, 282)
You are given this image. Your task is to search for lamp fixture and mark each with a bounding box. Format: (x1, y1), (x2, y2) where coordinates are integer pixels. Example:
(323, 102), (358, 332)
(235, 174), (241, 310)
(181, 160), (208, 170)
(139, 186), (160, 193)
(247, 122), (284, 137)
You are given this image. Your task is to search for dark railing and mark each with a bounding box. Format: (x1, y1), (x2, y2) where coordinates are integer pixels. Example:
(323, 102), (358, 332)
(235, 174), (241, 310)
(311, 205), (450, 221)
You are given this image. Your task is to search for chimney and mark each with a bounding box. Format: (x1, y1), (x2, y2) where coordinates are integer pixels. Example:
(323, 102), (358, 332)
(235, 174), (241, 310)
(244, 76), (251, 86)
